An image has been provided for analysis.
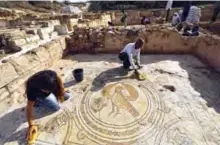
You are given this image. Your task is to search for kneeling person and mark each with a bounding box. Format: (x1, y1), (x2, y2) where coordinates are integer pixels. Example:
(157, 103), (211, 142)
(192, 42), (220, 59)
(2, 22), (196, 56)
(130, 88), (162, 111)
(119, 38), (144, 70)
(26, 70), (70, 139)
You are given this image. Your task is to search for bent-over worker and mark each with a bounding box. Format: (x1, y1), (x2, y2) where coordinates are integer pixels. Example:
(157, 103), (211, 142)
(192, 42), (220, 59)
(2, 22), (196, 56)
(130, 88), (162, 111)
(119, 38), (144, 70)
(25, 70), (70, 141)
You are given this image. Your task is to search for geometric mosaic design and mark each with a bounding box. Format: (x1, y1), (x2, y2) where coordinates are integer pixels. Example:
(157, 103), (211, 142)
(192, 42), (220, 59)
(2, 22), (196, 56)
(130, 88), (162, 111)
(35, 81), (166, 145)
(33, 80), (220, 145)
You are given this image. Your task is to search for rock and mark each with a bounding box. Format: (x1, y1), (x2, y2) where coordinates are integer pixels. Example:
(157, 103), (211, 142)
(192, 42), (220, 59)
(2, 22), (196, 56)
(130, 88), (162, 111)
(50, 31), (58, 38)
(54, 25), (69, 35)
(26, 35), (40, 43)
(0, 63), (18, 88)
(26, 29), (38, 35)
(0, 87), (9, 101)
(6, 74), (29, 93)
(8, 52), (40, 75)
(31, 46), (51, 63)
(0, 49), (5, 55)
(163, 85), (176, 92)
(8, 38), (26, 46)
(10, 45), (22, 53)
(37, 28), (51, 40)
(43, 40), (63, 64)
(58, 36), (66, 50)
(159, 89), (164, 92)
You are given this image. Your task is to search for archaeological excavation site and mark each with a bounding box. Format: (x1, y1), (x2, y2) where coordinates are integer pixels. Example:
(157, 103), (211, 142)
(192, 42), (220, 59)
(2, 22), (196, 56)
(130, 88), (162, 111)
(0, 1), (220, 145)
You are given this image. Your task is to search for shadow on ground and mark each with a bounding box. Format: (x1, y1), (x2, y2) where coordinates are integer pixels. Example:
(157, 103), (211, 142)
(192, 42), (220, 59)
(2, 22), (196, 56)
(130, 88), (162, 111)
(0, 106), (57, 144)
(91, 67), (130, 92)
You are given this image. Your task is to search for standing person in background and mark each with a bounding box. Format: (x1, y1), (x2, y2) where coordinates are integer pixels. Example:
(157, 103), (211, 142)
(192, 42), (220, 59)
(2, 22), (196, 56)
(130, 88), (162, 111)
(211, 1), (220, 22)
(186, 5), (201, 24)
(181, 1), (192, 22)
(121, 9), (127, 28)
(165, 0), (173, 22)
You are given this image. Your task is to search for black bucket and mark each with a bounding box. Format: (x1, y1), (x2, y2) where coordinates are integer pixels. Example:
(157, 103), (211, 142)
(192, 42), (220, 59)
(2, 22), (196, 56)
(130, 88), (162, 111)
(73, 68), (84, 82)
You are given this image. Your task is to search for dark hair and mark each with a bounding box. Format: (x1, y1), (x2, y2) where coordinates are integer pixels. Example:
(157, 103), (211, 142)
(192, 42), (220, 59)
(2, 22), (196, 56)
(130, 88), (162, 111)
(26, 70), (57, 92)
(135, 38), (144, 49)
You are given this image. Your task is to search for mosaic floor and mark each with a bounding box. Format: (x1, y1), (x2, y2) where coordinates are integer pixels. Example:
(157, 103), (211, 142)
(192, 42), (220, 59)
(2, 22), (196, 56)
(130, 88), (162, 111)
(2, 55), (220, 145)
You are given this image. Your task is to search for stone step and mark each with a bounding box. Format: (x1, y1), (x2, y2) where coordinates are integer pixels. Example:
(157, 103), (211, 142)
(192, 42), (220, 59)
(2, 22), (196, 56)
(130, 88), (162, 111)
(54, 25), (69, 35)
(50, 31), (58, 39)
(25, 34), (40, 44)
(37, 27), (54, 40)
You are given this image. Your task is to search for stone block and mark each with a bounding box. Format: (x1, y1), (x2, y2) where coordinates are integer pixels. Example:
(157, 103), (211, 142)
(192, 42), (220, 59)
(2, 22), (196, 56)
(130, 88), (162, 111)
(58, 36), (66, 50)
(43, 40), (63, 58)
(9, 38), (27, 46)
(0, 87), (9, 101)
(31, 46), (51, 63)
(54, 25), (69, 35)
(8, 52), (41, 75)
(26, 29), (38, 35)
(26, 35), (40, 43)
(52, 20), (61, 26)
(70, 18), (78, 24)
(7, 62), (46, 93)
(10, 89), (26, 104)
(37, 28), (51, 40)
(44, 26), (54, 34)
(0, 19), (8, 27)
(43, 20), (60, 28)
(7, 74), (29, 93)
(50, 31), (58, 38)
(0, 63), (18, 88)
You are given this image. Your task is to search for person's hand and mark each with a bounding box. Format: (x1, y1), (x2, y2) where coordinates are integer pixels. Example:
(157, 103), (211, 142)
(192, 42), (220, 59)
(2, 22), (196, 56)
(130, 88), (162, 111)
(137, 65), (143, 69)
(134, 69), (139, 75)
(26, 125), (38, 141)
(58, 96), (64, 103)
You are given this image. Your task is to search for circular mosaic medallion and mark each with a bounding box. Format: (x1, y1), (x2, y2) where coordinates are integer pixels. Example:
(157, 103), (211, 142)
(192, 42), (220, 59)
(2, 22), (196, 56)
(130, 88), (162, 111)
(74, 81), (165, 144)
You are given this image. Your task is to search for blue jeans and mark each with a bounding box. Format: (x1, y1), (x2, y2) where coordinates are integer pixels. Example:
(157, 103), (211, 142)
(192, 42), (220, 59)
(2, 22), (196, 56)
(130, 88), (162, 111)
(35, 93), (70, 112)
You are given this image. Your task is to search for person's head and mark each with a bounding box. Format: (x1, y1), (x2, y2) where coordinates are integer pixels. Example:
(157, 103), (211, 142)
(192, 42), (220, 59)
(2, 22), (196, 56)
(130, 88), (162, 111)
(27, 70), (57, 93)
(135, 38), (144, 49)
(121, 9), (125, 13)
(173, 12), (178, 17)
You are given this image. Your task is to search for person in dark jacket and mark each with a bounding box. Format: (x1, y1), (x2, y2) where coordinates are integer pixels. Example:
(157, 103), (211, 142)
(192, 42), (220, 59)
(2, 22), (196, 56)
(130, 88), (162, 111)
(182, 1), (192, 22)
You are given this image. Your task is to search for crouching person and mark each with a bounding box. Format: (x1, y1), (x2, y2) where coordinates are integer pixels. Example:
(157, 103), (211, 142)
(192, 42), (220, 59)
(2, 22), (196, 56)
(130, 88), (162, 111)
(119, 38), (144, 70)
(26, 70), (70, 140)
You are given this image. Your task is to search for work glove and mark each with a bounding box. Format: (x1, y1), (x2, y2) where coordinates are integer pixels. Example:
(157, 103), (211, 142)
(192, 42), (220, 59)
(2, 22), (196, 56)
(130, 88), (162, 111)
(26, 125), (38, 143)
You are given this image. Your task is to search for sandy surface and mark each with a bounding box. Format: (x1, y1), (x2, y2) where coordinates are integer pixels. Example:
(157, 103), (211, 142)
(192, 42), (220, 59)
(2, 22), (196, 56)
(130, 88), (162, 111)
(1, 54), (220, 145)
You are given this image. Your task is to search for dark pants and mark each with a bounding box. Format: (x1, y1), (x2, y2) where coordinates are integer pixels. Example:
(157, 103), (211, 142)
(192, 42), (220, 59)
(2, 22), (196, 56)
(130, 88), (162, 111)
(166, 9), (170, 22)
(119, 52), (130, 69)
(211, 7), (220, 22)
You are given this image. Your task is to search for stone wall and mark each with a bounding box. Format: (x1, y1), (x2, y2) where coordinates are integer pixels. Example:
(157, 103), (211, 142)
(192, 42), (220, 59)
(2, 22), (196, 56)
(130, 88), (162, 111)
(193, 35), (220, 72)
(67, 26), (194, 54)
(66, 25), (220, 72)
(0, 37), (66, 110)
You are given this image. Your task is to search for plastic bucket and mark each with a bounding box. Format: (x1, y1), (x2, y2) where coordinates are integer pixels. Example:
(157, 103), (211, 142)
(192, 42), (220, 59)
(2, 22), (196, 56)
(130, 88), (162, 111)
(73, 68), (84, 82)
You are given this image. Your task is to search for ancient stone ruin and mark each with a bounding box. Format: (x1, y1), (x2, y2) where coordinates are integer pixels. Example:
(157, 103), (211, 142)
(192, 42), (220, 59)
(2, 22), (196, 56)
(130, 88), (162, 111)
(0, 3), (220, 145)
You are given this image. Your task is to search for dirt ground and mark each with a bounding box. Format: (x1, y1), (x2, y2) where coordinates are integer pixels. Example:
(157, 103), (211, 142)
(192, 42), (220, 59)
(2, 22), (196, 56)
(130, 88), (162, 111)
(1, 54), (220, 145)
